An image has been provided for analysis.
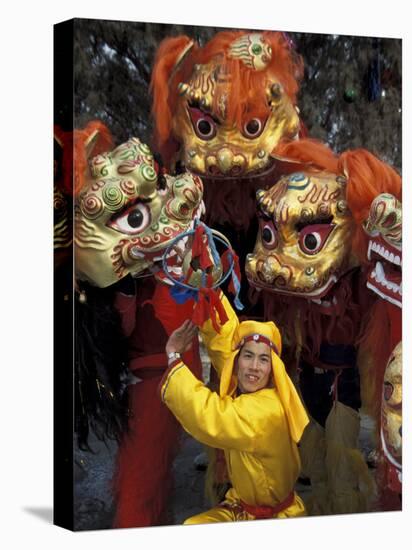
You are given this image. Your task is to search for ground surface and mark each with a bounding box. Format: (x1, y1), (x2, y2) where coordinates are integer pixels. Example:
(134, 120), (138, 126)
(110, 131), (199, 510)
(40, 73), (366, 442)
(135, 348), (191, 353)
(74, 408), (376, 530)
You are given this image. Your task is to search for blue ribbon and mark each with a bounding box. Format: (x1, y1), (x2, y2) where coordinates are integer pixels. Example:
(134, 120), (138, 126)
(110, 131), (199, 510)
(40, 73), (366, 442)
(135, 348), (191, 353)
(169, 279), (199, 304)
(224, 251), (244, 311)
(203, 222), (221, 267)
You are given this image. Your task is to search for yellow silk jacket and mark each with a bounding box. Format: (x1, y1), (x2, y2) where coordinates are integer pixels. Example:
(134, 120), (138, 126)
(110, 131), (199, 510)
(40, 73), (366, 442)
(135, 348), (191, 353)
(160, 294), (307, 516)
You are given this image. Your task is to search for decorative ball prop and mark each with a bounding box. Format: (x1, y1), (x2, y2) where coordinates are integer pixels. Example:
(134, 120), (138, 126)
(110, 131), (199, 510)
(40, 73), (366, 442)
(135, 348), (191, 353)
(182, 246), (224, 288)
(159, 221), (243, 331)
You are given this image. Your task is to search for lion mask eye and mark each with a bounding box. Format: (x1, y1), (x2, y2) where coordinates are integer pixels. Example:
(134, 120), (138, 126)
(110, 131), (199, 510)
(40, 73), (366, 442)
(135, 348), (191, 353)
(242, 117), (266, 139)
(188, 107), (217, 140)
(298, 224), (335, 255)
(259, 219), (278, 249)
(108, 202), (151, 235)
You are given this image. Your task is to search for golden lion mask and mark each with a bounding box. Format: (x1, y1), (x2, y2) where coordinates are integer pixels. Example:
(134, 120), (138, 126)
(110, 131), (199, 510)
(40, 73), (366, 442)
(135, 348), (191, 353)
(75, 138), (203, 288)
(246, 171), (355, 301)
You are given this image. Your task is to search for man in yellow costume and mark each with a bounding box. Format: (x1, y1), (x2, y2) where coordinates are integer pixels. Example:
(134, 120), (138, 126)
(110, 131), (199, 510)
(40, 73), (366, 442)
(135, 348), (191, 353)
(160, 292), (309, 523)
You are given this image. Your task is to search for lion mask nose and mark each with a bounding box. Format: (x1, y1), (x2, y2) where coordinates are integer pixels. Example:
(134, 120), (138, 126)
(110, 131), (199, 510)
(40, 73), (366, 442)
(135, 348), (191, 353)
(206, 147), (246, 176)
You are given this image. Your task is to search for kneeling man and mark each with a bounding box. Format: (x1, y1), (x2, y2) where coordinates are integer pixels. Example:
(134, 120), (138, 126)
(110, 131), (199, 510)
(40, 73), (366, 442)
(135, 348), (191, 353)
(160, 292), (309, 523)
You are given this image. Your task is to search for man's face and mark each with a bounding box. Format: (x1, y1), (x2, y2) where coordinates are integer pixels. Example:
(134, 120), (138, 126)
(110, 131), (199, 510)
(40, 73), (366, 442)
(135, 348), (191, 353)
(236, 341), (272, 393)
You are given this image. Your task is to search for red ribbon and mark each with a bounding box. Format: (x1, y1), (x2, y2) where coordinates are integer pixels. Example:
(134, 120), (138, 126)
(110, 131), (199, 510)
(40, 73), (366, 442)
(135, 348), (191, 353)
(191, 224), (213, 270)
(221, 249), (231, 273)
(192, 288), (229, 332)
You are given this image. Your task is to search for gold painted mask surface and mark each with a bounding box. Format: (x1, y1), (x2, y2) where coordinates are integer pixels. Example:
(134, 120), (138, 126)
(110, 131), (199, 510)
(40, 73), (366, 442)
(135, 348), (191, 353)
(75, 138), (203, 288)
(381, 341), (402, 479)
(364, 193), (402, 308)
(246, 172), (354, 300)
(174, 34), (300, 182)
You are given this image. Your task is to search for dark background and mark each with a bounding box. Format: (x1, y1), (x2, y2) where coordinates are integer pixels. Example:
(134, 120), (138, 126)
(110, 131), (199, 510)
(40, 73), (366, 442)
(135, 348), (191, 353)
(68, 18), (401, 171)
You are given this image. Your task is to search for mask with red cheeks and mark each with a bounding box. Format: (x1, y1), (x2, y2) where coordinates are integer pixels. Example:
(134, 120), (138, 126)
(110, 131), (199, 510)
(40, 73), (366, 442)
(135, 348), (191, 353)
(246, 171), (355, 300)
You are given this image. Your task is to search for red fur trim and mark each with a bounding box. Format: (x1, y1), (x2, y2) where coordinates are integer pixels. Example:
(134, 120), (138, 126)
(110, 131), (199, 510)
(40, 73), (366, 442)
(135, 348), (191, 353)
(262, 270), (367, 360)
(194, 30), (303, 128)
(358, 300), (400, 422)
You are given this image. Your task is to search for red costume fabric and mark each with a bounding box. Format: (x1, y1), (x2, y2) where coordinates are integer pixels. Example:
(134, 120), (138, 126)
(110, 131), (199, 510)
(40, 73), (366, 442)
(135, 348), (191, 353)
(112, 278), (202, 527)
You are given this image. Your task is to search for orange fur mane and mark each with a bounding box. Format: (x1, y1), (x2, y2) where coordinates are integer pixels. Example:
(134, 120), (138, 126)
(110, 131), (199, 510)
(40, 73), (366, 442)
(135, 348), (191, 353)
(150, 31), (303, 159)
(54, 120), (114, 196)
(274, 139), (402, 261)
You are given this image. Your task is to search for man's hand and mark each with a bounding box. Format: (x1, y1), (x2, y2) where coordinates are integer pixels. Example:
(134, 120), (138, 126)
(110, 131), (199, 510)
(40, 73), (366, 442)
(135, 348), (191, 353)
(166, 320), (198, 355)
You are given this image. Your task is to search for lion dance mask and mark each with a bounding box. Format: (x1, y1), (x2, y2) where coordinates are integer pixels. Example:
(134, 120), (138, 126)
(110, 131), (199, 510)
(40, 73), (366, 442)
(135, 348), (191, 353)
(246, 170), (355, 306)
(363, 193), (402, 309)
(151, 30), (304, 228)
(75, 137), (204, 287)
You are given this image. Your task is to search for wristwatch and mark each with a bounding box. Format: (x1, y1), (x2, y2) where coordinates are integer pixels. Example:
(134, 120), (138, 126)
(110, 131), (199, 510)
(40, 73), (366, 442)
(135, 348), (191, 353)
(167, 351), (181, 363)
